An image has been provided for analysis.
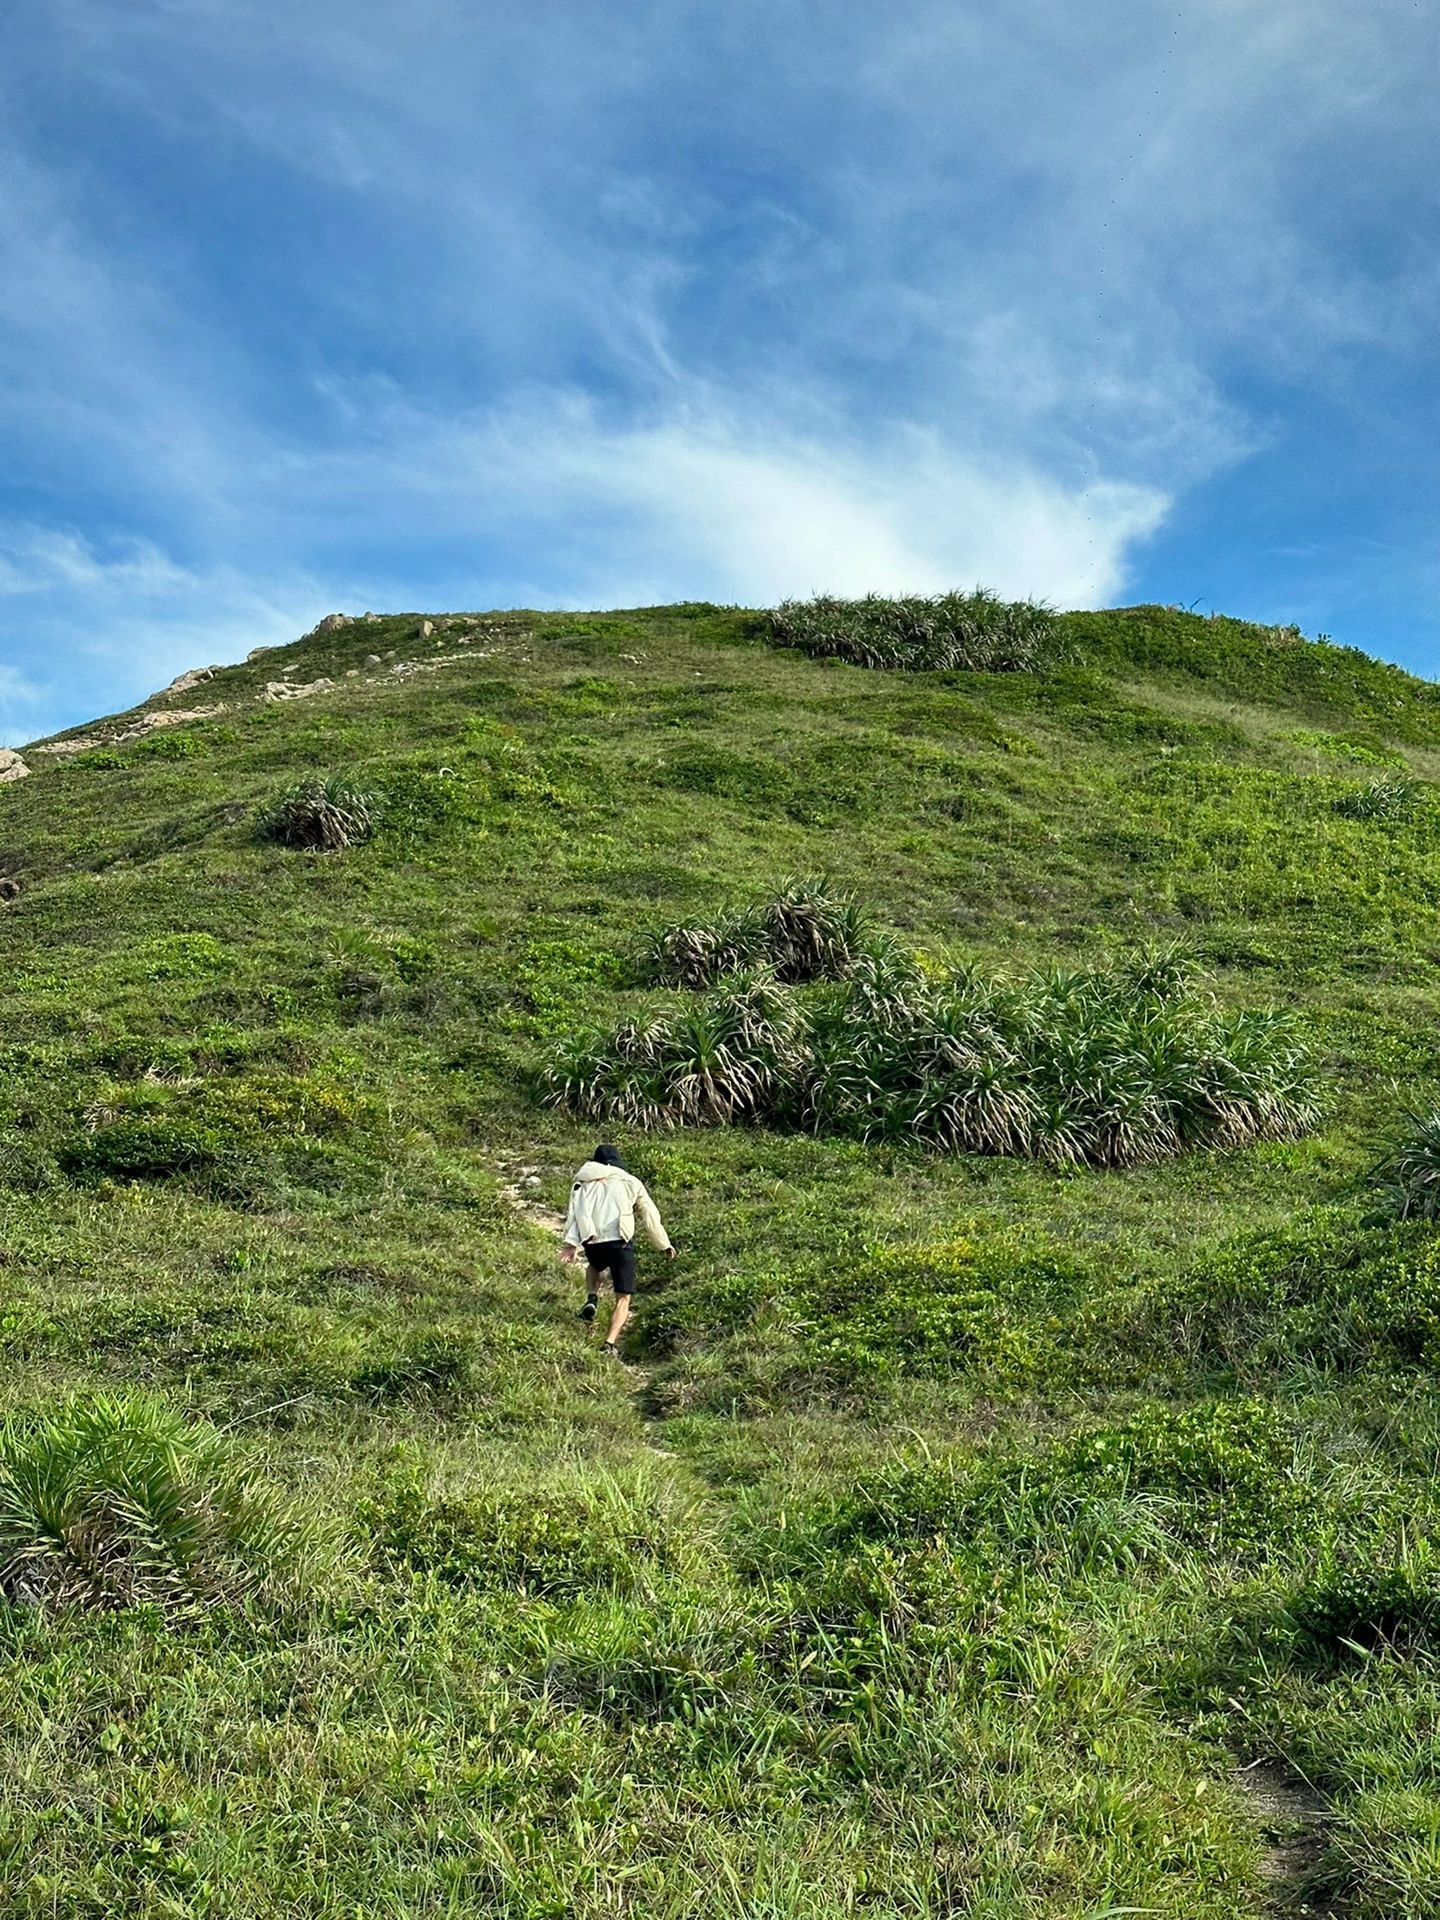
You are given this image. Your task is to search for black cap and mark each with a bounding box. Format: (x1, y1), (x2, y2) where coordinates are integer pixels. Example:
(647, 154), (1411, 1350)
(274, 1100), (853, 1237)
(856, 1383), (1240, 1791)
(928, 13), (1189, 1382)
(593, 1143), (625, 1167)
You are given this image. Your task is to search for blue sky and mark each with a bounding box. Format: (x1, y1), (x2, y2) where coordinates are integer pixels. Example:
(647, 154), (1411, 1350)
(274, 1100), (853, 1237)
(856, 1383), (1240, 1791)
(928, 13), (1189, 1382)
(3, 0), (1439, 743)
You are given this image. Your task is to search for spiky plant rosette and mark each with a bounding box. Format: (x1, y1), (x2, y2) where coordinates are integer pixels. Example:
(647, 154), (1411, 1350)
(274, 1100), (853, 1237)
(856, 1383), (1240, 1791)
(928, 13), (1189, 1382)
(0, 1393), (324, 1614)
(548, 907), (1319, 1168)
(769, 590), (1061, 673)
(257, 772), (377, 851)
(643, 880), (871, 988)
(1369, 1109), (1440, 1220)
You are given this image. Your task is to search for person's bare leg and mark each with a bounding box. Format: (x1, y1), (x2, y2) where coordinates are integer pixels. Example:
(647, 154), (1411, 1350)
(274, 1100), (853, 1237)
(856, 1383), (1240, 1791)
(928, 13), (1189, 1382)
(605, 1293), (632, 1346)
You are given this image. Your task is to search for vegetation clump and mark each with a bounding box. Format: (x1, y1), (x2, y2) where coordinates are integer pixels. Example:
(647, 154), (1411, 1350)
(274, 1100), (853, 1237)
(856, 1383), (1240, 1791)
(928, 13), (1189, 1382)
(1369, 1109), (1440, 1220)
(1332, 775), (1422, 821)
(548, 916), (1319, 1168)
(769, 588), (1060, 671)
(257, 772), (377, 850)
(643, 879), (871, 986)
(0, 1394), (319, 1613)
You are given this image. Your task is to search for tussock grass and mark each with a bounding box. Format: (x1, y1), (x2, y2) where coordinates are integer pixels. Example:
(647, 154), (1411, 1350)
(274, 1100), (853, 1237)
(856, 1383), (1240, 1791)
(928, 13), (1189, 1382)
(549, 916), (1318, 1167)
(256, 771), (377, 850)
(643, 879), (870, 987)
(1332, 775), (1422, 821)
(1370, 1109), (1440, 1220)
(769, 588), (1060, 671)
(0, 1393), (324, 1612)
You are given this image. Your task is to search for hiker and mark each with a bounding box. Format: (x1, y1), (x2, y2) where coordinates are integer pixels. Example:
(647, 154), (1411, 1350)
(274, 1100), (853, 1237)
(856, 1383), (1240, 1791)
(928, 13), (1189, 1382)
(561, 1144), (676, 1357)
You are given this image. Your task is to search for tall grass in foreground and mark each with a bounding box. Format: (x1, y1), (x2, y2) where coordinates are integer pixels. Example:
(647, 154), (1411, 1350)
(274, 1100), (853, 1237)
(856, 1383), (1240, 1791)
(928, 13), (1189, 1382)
(0, 1394), (323, 1612)
(769, 589), (1061, 671)
(546, 908), (1319, 1167)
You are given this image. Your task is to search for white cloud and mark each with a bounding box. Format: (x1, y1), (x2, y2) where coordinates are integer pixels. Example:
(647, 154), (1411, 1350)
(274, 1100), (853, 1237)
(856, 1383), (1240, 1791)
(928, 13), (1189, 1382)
(2, 0), (1438, 728)
(370, 396), (1167, 608)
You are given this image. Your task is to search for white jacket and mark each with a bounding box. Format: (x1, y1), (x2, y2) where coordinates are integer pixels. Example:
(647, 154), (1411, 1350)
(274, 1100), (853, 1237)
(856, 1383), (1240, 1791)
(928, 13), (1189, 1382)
(563, 1161), (672, 1251)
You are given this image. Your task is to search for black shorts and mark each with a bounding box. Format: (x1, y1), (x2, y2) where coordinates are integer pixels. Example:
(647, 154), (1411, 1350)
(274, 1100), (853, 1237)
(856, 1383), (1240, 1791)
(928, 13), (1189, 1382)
(583, 1239), (637, 1294)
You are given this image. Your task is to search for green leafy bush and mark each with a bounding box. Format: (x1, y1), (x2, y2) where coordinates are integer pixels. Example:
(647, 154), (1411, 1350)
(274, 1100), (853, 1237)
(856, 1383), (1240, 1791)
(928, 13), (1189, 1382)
(367, 1473), (692, 1598)
(643, 881), (871, 987)
(769, 590), (1060, 672)
(1132, 1208), (1440, 1379)
(1289, 1545), (1440, 1656)
(815, 1399), (1308, 1564)
(256, 772), (377, 851)
(137, 932), (230, 981)
(59, 1119), (221, 1184)
(0, 1394), (319, 1612)
(548, 927), (1318, 1168)
(798, 1234), (1084, 1380)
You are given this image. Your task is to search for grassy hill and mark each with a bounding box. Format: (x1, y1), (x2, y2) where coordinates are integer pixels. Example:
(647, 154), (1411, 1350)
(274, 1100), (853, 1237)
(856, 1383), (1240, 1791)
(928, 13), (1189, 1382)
(1, 599), (1439, 1916)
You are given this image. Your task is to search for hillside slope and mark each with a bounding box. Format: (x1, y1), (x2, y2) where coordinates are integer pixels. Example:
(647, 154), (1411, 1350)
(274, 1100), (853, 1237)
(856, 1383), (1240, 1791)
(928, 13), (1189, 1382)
(1, 602), (1439, 1916)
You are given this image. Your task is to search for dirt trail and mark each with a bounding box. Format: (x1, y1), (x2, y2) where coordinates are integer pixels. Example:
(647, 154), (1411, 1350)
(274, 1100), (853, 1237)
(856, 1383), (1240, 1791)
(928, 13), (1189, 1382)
(1236, 1758), (1336, 1916)
(497, 1166), (567, 1235)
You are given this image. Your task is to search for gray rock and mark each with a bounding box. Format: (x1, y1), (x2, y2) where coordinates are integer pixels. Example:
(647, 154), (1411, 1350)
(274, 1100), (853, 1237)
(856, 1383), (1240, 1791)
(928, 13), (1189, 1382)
(0, 749), (30, 784)
(314, 613), (350, 634)
(420, 620), (434, 638)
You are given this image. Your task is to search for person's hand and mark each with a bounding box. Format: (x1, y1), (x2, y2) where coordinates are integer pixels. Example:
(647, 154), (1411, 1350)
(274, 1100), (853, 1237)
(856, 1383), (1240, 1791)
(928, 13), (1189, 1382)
(560, 1243), (580, 1266)
(665, 1245), (678, 1262)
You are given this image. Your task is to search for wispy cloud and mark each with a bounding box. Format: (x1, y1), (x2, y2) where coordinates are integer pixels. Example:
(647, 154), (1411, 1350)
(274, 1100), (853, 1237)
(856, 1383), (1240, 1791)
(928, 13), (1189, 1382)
(0, 0), (1437, 740)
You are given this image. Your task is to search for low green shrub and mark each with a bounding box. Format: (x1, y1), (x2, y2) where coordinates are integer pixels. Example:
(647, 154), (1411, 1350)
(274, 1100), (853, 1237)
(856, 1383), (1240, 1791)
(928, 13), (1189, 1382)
(1133, 1209), (1440, 1377)
(59, 1118), (221, 1184)
(366, 1472), (693, 1598)
(136, 932), (231, 981)
(256, 773), (377, 851)
(797, 1233), (1085, 1380)
(1289, 1544), (1440, 1657)
(0, 1393), (320, 1612)
(769, 590), (1060, 672)
(810, 1399), (1308, 1565)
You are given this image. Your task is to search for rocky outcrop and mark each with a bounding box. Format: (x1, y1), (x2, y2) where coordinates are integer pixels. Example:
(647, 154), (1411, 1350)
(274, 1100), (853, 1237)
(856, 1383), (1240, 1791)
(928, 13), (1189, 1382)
(157, 667), (215, 699)
(263, 677), (334, 702)
(0, 749), (30, 783)
(313, 613), (350, 634)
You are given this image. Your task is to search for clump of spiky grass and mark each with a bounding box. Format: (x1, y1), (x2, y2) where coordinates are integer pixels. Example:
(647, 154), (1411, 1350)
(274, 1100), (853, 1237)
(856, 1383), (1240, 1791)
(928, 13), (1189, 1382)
(769, 590), (1060, 672)
(0, 1393), (325, 1613)
(1333, 776), (1422, 822)
(644, 881), (871, 987)
(1370, 1109), (1440, 1220)
(544, 971), (810, 1130)
(547, 930), (1320, 1168)
(257, 772), (377, 851)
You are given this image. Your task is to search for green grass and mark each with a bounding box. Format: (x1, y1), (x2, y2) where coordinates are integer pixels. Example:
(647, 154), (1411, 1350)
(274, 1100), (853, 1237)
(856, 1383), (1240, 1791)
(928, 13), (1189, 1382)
(0, 599), (1438, 1911)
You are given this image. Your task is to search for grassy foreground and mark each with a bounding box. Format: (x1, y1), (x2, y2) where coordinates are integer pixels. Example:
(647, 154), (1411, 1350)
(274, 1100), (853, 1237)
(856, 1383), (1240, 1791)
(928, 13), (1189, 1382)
(1, 601), (1439, 1914)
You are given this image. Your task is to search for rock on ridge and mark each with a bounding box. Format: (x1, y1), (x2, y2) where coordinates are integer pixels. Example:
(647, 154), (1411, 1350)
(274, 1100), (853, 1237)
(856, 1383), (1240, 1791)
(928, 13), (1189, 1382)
(0, 749), (30, 784)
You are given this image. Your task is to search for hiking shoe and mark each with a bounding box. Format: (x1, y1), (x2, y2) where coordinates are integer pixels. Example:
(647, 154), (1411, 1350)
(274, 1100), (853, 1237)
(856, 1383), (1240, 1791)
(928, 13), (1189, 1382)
(601, 1341), (621, 1359)
(577, 1299), (597, 1323)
